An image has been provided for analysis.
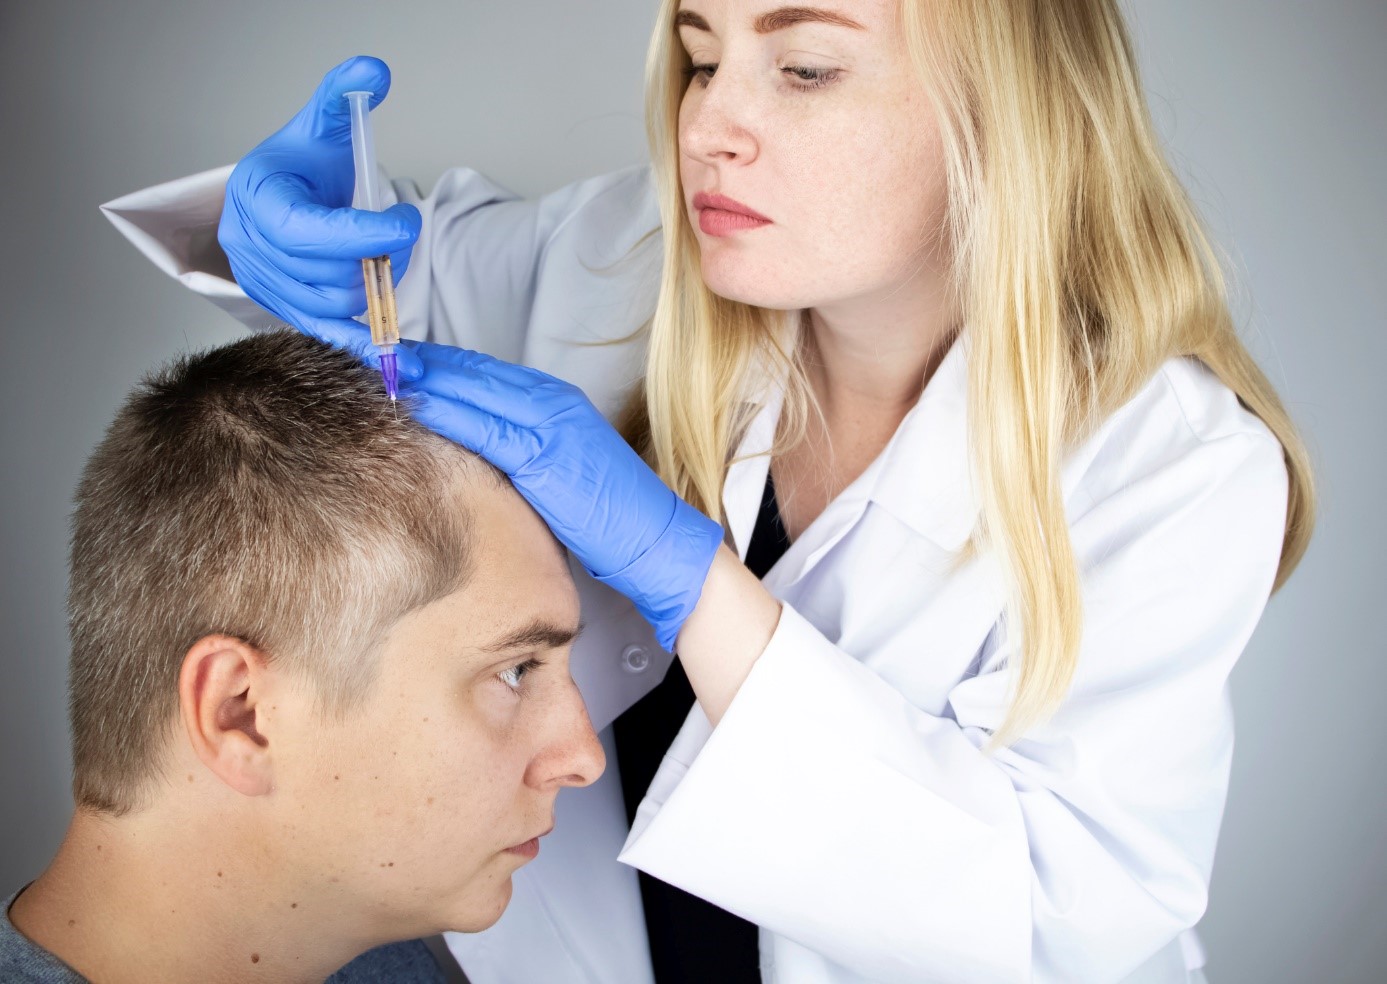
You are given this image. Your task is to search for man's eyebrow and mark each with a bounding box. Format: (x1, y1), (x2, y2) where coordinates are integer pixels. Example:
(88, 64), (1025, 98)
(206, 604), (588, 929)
(674, 7), (866, 34)
(477, 618), (585, 655)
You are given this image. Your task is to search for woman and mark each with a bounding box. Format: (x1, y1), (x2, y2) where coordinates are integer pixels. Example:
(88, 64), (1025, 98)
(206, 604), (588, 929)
(104, 1), (1314, 981)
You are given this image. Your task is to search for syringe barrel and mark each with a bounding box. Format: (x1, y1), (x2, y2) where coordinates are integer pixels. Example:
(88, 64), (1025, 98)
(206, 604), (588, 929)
(345, 90), (382, 212)
(361, 255), (401, 347)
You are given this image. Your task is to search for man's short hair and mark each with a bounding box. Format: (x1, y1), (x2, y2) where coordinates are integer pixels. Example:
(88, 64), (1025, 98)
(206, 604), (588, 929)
(68, 331), (499, 815)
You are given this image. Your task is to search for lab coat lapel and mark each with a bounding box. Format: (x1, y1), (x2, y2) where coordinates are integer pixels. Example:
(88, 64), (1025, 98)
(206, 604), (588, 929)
(865, 331), (1100, 550)
(721, 393), (780, 561)
(744, 332), (982, 595)
(720, 328), (800, 559)
(865, 332), (981, 552)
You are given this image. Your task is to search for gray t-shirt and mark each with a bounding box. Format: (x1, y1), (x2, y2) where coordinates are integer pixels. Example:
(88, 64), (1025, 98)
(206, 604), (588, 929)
(3, 887), (449, 983)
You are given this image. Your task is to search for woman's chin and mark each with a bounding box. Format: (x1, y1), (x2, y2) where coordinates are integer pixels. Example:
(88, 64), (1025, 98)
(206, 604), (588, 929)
(700, 268), (808, 312)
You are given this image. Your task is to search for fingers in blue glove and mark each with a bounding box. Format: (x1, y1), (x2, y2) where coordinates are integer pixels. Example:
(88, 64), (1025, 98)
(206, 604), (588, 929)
(243, 209), (418, 290)
(291, 55), (394, 141)
(409, 390), (544, 474)
(221, 215), (420, 325)
(399, 341), (722, 648)
(294, 320), (425, 381)
(411, 343), (580, 428)
(415, 342), (545, 387)
(255, 180), (421, 261)
(221, 54), (423, 334)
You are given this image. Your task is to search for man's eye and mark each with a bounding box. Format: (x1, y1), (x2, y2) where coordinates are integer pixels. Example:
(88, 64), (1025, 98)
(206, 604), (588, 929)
(497, 657), (543, 692)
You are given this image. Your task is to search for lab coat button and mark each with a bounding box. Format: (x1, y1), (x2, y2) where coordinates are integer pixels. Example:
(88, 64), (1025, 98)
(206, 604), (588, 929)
(620, 645), (651, 673)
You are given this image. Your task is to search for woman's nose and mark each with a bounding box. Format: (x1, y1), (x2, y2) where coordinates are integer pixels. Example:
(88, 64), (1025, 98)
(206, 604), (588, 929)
(679, 73), (760, 166)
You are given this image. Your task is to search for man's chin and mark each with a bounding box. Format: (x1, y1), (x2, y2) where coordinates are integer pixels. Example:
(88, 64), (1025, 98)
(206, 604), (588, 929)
(441, 876), (514, 935)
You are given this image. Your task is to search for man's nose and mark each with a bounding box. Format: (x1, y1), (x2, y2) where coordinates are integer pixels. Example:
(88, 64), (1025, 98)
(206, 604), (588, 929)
(679, 69), (760, 166)
(528, 680), (606, 790)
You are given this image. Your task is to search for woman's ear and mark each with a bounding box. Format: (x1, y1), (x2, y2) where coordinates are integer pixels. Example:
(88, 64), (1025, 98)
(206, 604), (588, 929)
(178, 635), (276, 797)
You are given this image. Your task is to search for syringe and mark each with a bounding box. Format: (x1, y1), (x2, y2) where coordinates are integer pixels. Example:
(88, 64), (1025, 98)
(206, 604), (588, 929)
(345, 90), (401, 402)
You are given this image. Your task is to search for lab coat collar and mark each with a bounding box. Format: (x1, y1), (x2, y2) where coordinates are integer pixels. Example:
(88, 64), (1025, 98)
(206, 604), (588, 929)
(721, 329), (979, 559)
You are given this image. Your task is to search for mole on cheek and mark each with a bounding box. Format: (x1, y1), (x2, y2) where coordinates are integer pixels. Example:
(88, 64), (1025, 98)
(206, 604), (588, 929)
(251, 953), (260, 964)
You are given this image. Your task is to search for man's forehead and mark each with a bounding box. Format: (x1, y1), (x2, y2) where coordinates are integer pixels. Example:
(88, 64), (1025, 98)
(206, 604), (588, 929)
(380, 563), (579, 660)
(422, 468), (582, 658)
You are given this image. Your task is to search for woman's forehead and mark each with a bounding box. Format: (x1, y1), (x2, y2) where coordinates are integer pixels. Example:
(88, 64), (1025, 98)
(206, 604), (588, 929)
(674, 0), (897, 33)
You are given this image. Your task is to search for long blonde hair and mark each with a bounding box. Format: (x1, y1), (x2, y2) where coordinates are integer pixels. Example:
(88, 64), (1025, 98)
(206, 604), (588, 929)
(621, 0), (1316, 748)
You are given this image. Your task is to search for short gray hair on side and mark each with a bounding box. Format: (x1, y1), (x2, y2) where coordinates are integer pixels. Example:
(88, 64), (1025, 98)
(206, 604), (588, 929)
(68, 330), (501, 815)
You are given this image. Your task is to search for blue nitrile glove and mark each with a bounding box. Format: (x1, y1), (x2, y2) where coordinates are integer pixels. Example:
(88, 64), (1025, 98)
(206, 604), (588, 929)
(406, 342), (724, 653)
(218, 55), (424, 379)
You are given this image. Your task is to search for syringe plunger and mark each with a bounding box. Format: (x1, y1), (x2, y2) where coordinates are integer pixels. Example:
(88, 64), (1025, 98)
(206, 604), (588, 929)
(346, 91), (383, 211)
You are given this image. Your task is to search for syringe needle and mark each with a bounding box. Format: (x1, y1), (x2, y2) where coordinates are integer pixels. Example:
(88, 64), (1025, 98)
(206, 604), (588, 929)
(379, 347), (399, 401)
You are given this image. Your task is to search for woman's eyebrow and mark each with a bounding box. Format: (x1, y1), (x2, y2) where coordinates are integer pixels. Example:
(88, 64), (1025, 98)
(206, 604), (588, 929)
(478, 618), (585, 654)
(674, 7), (866, 34)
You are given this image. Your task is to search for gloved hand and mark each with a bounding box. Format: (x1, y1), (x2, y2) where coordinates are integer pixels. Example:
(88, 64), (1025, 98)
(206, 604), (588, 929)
(219, 55), (424, 378)
(406, 342), (724, 652)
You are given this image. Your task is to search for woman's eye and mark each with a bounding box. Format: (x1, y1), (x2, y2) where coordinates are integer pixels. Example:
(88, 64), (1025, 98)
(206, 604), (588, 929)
(782, 65), (839, 89)
(497, 657), (543, 692)
(684, 62), (718, 86)
(682, 61), (839, 91)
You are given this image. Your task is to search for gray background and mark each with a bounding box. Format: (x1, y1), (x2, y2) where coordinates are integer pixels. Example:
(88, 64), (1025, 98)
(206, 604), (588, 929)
(1, 1), (1382, 980)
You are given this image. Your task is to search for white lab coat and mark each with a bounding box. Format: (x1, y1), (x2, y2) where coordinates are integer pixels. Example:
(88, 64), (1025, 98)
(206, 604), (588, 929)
(102, 162), (1287, 984)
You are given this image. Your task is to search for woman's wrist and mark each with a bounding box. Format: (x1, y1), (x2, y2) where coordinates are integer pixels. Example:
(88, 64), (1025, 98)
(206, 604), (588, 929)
(675, 543), (783, 726)
(592, 494), (723, 651)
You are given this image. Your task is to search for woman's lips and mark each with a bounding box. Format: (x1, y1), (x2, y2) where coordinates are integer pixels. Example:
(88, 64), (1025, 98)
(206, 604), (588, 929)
(693, 191), (772, 237)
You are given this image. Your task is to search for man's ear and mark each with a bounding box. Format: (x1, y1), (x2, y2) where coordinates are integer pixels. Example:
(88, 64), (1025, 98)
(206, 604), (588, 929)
(178, 634), (276, 797)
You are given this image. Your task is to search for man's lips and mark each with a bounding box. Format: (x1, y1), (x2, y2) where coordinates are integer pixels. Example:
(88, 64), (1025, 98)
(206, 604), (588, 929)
(504, 825), (554, 858)
(692, 191), (771, 222)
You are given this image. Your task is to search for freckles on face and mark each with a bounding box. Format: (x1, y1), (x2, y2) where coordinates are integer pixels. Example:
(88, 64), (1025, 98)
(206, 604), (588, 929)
(266, 655), (545, 937)
(267, 666), (532, 933)
(676, 0), (950, 310)
(269, 484), (590, 936)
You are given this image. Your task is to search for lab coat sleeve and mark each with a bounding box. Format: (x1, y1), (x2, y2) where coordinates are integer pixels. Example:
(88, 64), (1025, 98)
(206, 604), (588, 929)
(618, 429), (1290, 984)
(99, 164), (265, 327)
(99, 162), (655, 362)
(391, 164), (656, 363)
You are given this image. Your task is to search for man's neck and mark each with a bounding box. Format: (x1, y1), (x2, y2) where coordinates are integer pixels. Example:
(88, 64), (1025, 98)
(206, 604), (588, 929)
(10, 809), (376, 984)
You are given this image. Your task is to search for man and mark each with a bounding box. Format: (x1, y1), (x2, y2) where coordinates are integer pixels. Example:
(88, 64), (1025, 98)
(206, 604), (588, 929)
(4, 331), (605, 983)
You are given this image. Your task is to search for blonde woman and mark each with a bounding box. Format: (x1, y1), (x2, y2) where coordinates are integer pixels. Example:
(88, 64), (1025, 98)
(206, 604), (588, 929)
(105, 1), (1314, 981)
